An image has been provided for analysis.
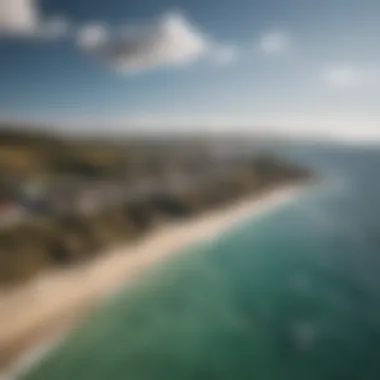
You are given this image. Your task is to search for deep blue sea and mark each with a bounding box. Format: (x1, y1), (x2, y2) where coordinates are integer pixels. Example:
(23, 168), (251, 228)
(22, 145), (380, 380)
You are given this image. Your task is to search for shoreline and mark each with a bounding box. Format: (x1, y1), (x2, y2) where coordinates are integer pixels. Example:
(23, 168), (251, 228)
(0, 183), (305, 378)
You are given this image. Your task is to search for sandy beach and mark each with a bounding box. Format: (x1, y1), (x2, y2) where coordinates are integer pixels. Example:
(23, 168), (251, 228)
(0, 184), (304, 378)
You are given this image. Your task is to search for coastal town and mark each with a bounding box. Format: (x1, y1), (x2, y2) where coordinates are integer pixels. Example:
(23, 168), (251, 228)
(0, 128), (309, 287)
(0, 136), (228, 224)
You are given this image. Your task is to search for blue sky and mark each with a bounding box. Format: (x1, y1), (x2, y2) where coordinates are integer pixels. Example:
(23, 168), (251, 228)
(1, 0), (380, 140)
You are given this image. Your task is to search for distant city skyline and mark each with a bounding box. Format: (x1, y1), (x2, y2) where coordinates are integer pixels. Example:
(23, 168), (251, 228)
(1, 0), (380, 141)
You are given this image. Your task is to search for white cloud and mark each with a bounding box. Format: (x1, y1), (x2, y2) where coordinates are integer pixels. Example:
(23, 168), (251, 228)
(323, 65), (361, 87)
(0, 0), (38, 35)
(77, 13), (210, 73)
(258, 31), (291, 55)
(77, 24), (109, 50)
(0, 0), (67, 38)
(0, 4), (234, 71)
(209, 45), (239, 66)
(323, 64), (380, 87)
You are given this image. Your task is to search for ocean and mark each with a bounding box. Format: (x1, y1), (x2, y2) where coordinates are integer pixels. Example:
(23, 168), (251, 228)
(20, 144), (380, 380)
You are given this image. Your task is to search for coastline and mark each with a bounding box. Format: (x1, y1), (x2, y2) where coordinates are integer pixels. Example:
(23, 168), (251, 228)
(0, 183), (305, 378)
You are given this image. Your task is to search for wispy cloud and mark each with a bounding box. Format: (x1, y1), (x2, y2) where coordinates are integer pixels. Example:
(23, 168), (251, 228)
(258, 31), (292, 55)
(76, 24), (109, 50)
(0, 3), (238, 73)
(0, 0), (68, 39)
(77, 13), (213, 73)
(323, 64), (380, 87)
(209, 45), (240, 66)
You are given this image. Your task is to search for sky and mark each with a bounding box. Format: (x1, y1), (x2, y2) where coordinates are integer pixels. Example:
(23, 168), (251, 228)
(0, 0), (380, 141)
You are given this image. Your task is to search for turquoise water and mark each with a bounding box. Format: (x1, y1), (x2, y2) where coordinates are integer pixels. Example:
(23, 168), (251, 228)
(22, 145), (380, 380)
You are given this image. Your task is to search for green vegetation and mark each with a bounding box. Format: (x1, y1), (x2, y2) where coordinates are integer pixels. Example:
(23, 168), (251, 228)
(0, 128), (310, 286)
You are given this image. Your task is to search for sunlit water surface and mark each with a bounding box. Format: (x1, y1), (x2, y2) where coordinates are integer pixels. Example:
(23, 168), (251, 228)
(22, 145), (380, 380)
